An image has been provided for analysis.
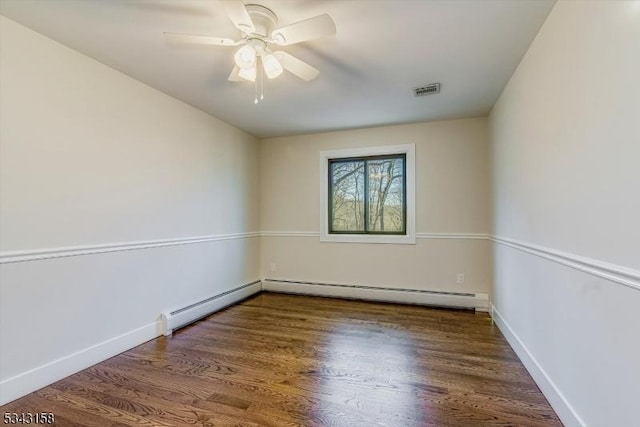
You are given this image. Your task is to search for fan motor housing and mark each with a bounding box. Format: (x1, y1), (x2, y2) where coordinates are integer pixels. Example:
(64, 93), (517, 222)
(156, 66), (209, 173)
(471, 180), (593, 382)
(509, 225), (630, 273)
(245, 4), (278, 37)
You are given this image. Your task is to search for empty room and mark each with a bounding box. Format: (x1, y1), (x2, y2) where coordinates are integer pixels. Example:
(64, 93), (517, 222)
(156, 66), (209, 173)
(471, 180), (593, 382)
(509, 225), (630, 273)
(0, 0), (638, 426)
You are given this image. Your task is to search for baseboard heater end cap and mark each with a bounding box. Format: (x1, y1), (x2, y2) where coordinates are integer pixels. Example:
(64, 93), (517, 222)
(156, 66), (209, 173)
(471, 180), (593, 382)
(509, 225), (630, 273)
(160, 313), (174, 336)
(474, 292), (490, 311)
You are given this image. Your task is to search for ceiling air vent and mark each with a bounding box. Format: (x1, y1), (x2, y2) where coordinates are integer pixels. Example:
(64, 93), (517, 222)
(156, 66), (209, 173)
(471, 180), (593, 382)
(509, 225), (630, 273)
(413, 83), (440, 97)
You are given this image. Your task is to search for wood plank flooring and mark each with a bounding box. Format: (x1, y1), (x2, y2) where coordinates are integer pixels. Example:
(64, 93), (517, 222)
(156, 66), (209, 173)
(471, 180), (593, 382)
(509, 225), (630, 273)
(1, 293), (562, 426)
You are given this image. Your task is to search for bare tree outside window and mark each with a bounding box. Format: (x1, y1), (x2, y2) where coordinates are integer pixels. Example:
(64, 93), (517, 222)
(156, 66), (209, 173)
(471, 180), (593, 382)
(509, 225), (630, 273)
(330, 160), (365, 231)
(329, 154), (406, 234)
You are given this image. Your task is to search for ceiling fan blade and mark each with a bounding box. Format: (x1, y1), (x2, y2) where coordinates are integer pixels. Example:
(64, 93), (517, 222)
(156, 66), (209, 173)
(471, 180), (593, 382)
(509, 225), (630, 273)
(221, 0), (255, 34)
(228, 65), (244, 82)
(271, 14), (335, 46)
(274, 51), (320, 81)
(164, 32), (240, 46)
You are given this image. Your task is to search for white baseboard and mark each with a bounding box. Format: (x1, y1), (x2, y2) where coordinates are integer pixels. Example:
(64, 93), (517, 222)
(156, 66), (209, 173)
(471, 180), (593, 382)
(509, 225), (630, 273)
(263, 279), (489, 311)
(0, 321), (161, 406)
(491, 305), (585, 427)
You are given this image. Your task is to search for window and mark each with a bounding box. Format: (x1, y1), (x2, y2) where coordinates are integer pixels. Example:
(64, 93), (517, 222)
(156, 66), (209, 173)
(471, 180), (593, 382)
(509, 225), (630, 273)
(329, 154), (406, 234)
(320, 144), (415, 244)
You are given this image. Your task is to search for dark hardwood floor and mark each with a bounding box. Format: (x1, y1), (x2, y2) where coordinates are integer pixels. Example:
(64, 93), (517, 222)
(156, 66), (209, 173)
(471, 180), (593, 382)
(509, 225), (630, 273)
(2, 293), (562, 426)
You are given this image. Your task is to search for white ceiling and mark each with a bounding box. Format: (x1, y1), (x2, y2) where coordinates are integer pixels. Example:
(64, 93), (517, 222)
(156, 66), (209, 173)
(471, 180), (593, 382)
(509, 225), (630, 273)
(0, 0), (555, 138)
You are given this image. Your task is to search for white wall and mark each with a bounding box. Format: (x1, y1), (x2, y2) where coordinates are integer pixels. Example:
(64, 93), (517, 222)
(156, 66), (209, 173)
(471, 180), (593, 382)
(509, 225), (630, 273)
(489, 1), (640, 426)
(0, 17), (260, 404)
(7, 2), (638, 422)
(260, 118), (492, 293)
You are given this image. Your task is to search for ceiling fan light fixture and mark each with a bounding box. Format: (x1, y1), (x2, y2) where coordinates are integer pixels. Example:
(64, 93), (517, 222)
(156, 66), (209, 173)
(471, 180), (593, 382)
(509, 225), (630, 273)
(262, 53), (283, 79)
(234, 45), (257, 69)
(238, 65), (257, 82)
(166, 1), (335, 101)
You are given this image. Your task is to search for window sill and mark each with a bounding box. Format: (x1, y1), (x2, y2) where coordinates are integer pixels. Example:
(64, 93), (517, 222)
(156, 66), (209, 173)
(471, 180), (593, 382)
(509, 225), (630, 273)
(320, 233), (416, 245)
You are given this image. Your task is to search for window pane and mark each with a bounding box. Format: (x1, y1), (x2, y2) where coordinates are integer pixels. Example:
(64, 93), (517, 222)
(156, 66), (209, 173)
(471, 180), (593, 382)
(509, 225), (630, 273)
(367, 157), (404, 232)
(330, 160), (365, 232)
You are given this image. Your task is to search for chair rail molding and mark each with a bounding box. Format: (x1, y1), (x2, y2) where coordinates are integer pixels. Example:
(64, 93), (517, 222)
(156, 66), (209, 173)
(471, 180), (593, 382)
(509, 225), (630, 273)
(491, 235), (640, 291)
(261, 231), (491, 240)
(0, 232), (261, 264)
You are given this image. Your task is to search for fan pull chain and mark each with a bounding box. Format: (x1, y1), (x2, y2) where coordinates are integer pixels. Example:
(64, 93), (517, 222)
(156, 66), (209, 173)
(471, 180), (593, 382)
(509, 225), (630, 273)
(254, 76), (258, 105)
(253, 57), (259, 104)
(253, 57), (266, 105)
(260, 61), (265, 100)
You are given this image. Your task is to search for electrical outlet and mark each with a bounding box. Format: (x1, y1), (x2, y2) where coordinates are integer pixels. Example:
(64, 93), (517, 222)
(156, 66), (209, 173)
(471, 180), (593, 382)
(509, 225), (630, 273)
(270, 263), (276, 272)
(456, 273), (465, 284)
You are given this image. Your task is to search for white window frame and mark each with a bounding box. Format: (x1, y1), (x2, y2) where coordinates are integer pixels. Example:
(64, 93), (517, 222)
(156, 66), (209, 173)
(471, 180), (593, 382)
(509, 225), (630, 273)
(320, 144), (416, 244)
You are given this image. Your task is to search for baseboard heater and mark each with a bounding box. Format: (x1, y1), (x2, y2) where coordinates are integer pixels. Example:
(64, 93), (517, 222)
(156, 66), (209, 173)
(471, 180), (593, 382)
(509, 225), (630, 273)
(262, 279), (489, 311)
(161, 280), (262, 336)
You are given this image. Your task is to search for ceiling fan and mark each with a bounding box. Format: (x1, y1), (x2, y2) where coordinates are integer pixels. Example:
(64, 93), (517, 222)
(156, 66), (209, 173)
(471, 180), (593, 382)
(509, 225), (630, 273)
(165, 0), (336, 99)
